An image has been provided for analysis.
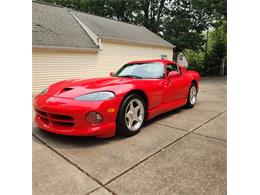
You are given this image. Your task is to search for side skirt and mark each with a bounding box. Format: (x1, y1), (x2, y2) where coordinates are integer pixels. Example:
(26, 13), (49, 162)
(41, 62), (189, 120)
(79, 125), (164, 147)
(146, 98), (187, 121)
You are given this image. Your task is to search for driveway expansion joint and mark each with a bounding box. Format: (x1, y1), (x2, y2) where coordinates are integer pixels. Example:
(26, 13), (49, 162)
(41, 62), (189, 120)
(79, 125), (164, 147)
(155, 110), (226, 141)
(104, 130), (190, 186)
(189, 110), (226, 132)
(85, 187), (102, 195)
(105, 110), (227, 186)
(192, 132), (226, 142)
(32, 133), (116, 195)
(155, 122), (188, 132)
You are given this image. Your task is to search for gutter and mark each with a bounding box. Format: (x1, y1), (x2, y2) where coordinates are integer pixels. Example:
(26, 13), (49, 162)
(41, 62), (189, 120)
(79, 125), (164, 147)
(101, 37), (175, 49)
(32, 45), (99, 52)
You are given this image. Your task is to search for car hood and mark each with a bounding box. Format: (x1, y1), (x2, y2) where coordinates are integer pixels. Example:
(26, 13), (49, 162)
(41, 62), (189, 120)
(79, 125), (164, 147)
(47, 77), (139, 99)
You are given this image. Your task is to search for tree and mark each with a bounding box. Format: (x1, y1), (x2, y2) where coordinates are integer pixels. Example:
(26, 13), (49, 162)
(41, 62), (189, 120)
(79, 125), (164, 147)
(191, 0), (227, 71)
(206, 21), (227, 75)
(163, 0), (210, 52)
(133, 0), (168, 35)
(37, 0), (82, 10)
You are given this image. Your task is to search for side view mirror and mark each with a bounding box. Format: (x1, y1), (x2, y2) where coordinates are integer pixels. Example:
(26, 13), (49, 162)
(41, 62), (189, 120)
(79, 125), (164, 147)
(110, 72), (115, 77)
(168, 71), (180, 78)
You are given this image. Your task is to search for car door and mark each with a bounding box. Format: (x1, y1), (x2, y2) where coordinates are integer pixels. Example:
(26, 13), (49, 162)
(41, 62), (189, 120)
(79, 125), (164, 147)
(163, 63), (189, 103)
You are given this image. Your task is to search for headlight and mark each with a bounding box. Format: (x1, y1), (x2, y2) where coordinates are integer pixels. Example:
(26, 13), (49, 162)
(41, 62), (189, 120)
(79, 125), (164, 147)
(75, 91), (115, 101)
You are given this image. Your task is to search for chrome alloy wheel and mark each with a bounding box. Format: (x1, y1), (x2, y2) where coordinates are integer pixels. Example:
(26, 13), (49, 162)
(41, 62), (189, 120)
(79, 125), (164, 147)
(190, 85), (197, 105)
(125, 99), (145, 131)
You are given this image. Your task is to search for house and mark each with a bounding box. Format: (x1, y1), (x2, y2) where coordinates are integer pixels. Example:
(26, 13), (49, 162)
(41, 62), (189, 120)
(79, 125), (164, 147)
(176, 52), (188, 67)
(32, 1), (174, 94)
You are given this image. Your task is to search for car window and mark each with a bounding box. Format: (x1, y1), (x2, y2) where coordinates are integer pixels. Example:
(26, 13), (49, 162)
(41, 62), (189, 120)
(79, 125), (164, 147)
(166, 64), (182, 75)
(116, 62), (164, 79)
(166, 64), (173, 73)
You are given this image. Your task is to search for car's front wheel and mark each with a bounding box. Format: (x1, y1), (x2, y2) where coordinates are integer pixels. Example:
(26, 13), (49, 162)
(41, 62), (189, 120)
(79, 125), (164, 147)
(186, 83), (197, 108)
(116, 94), (145, 136)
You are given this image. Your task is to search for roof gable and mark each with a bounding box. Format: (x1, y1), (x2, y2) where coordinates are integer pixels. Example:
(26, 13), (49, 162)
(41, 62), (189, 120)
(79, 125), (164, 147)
(32, 2), (174, 49)
(32, 2), (97, 49)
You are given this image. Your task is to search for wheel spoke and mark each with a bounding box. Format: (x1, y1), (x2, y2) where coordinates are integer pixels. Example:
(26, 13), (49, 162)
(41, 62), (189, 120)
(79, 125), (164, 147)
(128, 118), (134, 128)
(136, 117), (141, 123)
(130, 102), (135, 112)
(134, 105), (140, 113)
(125, 112), (131, 119)
(133, 114), (139, 122)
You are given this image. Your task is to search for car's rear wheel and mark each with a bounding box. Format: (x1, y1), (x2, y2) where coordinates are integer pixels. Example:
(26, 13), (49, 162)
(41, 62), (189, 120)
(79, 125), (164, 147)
(116, 94), (145, 136)
(186, 83), (197, 108)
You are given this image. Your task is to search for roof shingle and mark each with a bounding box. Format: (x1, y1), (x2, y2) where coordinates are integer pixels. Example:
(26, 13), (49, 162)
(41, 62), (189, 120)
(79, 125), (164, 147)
(32, 2), (98, 49)
(32, 1), (174, 49)
(73, 11), (174, 48)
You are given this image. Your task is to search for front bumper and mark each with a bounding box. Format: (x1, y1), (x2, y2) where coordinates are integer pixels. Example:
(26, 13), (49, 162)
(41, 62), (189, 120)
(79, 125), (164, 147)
(33, 95), (123, 138)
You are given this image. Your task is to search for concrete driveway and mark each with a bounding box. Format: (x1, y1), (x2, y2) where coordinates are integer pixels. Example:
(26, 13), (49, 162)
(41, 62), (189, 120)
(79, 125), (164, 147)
(32, 77), (227, 195)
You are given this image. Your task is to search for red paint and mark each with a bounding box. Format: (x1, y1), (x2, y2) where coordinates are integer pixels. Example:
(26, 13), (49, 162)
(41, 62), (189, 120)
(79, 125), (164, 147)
(33, 59), (200, 138)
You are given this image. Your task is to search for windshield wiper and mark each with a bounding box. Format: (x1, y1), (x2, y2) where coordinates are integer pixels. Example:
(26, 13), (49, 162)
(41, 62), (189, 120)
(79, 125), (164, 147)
(117, 75), (143, 79)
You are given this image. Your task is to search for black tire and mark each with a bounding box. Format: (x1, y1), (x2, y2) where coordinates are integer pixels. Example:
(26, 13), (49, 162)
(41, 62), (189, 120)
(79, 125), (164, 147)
(185, 83), (197, 108)
(116, 94), (146, 137)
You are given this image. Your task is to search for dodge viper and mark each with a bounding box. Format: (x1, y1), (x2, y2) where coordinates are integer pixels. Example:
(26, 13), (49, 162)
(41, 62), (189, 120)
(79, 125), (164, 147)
(33, 59), (200, 138)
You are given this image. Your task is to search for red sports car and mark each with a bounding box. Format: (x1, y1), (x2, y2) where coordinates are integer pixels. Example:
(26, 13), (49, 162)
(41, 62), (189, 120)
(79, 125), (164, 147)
(33, 59), (200, 138)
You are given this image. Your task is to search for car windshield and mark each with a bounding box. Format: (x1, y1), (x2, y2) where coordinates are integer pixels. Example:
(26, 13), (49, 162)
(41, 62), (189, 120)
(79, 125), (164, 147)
(115, 62), (164, 79)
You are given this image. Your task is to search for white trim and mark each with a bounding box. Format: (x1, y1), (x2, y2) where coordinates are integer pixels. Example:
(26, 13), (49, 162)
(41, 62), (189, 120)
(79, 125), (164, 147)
(101, 37), (175, 49)
(32, 45), (99, 52)
(69, 10), (100, 47)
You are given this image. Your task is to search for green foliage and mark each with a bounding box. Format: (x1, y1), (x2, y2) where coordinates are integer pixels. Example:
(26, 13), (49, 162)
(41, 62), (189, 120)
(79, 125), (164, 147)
(184, 21), (227, 76)
(192, 0), (227, 28)
(163, 0), (207, 52)
(205, 21), (227, 75)
(184, 49), (206, 75)
(36, 0), (227, 75)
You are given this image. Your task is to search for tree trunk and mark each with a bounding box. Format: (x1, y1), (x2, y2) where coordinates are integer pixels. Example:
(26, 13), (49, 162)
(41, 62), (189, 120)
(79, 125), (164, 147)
(204, 29), (209, 73)
(143, 0), (150, 28)
(219, 56), (226, 76)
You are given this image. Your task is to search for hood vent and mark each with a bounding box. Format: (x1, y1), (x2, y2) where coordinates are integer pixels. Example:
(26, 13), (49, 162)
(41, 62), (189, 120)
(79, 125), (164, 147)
(58, 87), (73, 94)
(63, 87), (73, 91)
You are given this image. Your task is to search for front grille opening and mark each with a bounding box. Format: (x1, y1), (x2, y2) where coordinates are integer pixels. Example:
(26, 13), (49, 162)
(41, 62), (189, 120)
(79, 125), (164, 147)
(36, 109), (75, 128)
(36, 109), (47, 117)
(52, 121), (74, 127)
(40, 117), (49, 123)
(49, 114), (74, 121)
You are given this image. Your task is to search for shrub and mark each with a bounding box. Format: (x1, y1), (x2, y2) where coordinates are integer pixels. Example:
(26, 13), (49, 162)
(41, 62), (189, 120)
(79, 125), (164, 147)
(184, 49), (206, 75)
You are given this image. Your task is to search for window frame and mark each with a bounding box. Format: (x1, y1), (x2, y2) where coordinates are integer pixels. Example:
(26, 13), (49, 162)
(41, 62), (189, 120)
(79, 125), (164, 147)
(166, 63), (182, 75)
